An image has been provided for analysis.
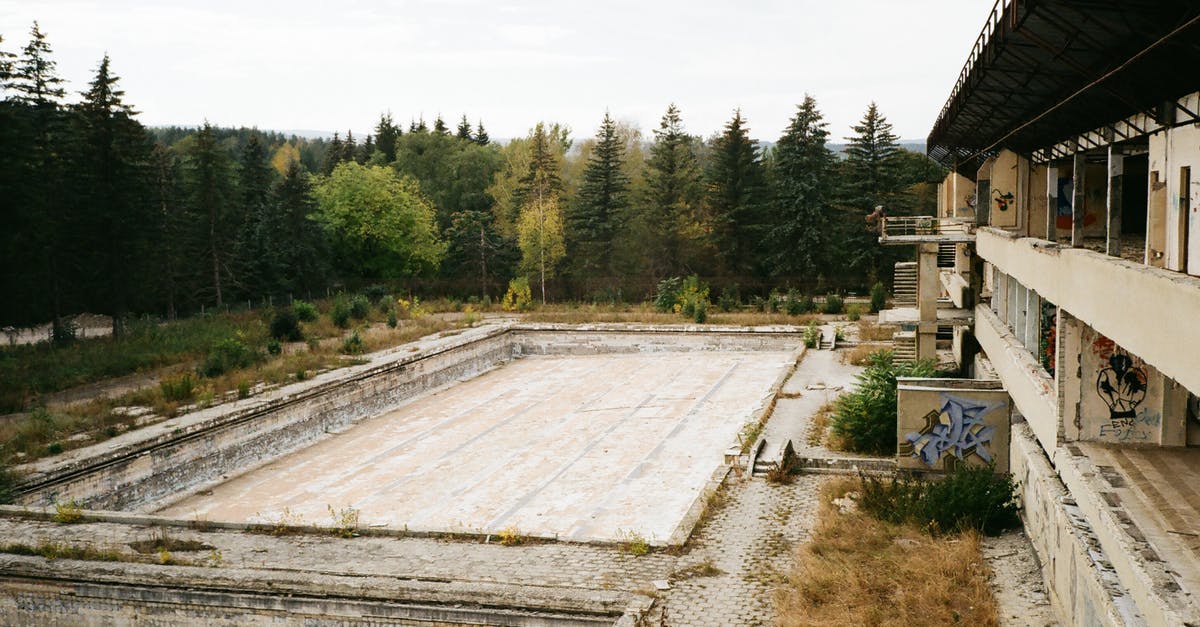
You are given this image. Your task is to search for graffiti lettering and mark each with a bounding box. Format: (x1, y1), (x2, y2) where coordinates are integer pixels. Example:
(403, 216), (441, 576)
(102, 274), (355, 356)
(904, 394), (1005, 468)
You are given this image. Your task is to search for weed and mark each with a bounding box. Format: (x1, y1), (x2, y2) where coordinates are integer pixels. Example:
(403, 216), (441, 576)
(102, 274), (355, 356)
(207, 549), (223, 567)
(496, 526), (526, 546)
(45, 442), (63, 455)
(462, 304), (479, 327)
(807, 401), (838, 447)
(858, 321), (898, 342)
(802, 322), (820, 349)
(159, 373), (195, 402)
(53, 499), (84, 524)
(1, 540), (123, 563)
(617, 529), (650, 556)
(739, 420), (765, 454)
(766, 453), (801, 485)
(128, 527), (214, 554)
(236, 380), (251, 399)
(674, 559), (724, 579)
(718, 285), (740, 312)
(341, 331), (364, 355)
(327, 505), (360, 538)
(858, 466), (1021, 536)
(846, 304), (863, 321)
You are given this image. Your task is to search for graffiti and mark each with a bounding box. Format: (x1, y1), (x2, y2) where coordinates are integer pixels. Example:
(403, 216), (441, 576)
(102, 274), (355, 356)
(903, 394), (1005, 468)
(993, 189), (1014, 212)
(1097, 409), (1158, 442)
(1097, 352), (1148, 420)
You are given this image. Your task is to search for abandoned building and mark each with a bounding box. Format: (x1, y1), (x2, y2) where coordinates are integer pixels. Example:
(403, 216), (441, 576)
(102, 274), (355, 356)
(880, 0), (1200, 623)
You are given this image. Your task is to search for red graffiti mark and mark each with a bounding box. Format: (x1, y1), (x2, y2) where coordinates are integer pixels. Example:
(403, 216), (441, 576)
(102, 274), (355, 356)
(1092, 336), (1116, 360)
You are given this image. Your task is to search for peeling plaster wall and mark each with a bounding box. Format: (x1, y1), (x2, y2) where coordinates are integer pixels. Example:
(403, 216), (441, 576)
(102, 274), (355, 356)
(1078, 326), (1164, 445)
(1148, 119), (1200, 275)
(991, 150), (1020, 228)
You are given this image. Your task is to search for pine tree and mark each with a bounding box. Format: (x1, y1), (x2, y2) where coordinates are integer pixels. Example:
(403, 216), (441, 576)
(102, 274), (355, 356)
(358, 133), (374, 164)
(77, 54), (152, 334)
(644, 103), (702, 275)
(513, 122), (562, 211)
(838, 102), (902, 282)
(456, 115), (472, 140)
(767, 95), (836, 279)
(705, 109), (767, 277)
(185, 122), (234, 307)
(322, 132), (342, 175)
(569, 112), (628, 279)
(433, 115), (448, 136)
(341, 130), (357, 163)
(274, 159), (327, 297)
(149, 142), (186, 319)
(374, 112), (400, 162)
(10, 22), (65, 106)
(0, 34), (15, 90)
(233, 132), (275, 296)
(474, 120), (490, 146)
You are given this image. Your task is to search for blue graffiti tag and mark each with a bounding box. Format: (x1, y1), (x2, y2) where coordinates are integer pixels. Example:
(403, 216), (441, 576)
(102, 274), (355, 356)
(905, 394), (1005, 468)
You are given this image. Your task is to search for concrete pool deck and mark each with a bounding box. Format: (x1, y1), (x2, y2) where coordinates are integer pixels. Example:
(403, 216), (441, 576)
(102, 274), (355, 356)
(158, 350), (798, 544)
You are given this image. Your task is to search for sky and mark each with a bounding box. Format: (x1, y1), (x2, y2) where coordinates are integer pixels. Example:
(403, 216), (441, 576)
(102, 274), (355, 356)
(1, 0), (995, 143)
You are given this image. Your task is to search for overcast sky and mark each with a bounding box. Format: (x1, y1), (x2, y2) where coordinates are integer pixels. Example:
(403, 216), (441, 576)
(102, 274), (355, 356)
(1, 0), (994, 143)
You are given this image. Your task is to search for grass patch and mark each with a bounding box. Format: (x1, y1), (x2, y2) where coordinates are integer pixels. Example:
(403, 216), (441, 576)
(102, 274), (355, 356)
(841, 343), (889, 366)
(859, 466), (1021, 536)
(776, 479), (1000, 626)
(1, 540), (125, 563)
(807, 401), (838, 448)
(857, 321), (898, 342)
(128, 528), (214, 554)
(616, 529), (650, 556)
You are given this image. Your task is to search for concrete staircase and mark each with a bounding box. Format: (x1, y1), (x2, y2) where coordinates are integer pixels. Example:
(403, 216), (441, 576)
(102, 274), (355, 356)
(937, 242), (956, 267)
(893, 262), (917, 306)
(893, 330), (917, 363)
(818, 326), (836, 350)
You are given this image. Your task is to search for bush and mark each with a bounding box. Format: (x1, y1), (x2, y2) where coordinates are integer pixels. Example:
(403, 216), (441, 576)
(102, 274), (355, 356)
(341, 331), (364, 355)
(846, 304), (863, 321)
(858, 465), (1021, 536)
(159, 374), (195, 402)
(330, 297), (351, 328)
(677, 275), (709, 320)
(785, 289), (813, 316)
(767, 289), (784, 313)
(266, 339), (282, 355)
(718, 285), (740, 312)
(269, 308), (303, 342)
(822, 293), (844, 315)
(349, 295), (371, 320)
(654, 277), (683, 313)
(693, 299), (708, 323)
(803, 322), (821, 348)
(292, 300), (318, 322)
(502, 277), (533, 312)
(199, 336), (260, 378)
(363, 284), (389, 304)
(830, 350), (937, 454)
(870, 282), (887, 313)
(386, 309), (398, 328)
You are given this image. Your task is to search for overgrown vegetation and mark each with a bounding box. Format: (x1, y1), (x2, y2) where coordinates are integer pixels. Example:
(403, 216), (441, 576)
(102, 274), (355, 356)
(829, 350), (937, 455)
(858, 465), (1021, 536)
(777, 479), (1001, 626)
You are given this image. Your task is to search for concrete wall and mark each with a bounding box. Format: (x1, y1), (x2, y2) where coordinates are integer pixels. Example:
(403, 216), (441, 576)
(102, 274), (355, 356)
(990, 150), (1020, 228)
(1148, 112), (1200, 275)
(976, 227), (1200, 396)
(975, 305), (1059, 452)
(896, 380), (1010, 472)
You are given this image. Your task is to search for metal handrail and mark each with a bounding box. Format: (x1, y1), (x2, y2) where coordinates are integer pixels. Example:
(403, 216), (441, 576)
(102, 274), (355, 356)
(928, 0), (1015, 144)
(880, 216), (975, 238)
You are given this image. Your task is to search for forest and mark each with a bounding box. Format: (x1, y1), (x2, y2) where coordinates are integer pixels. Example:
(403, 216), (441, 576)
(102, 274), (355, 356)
(0, 22), (945, 331)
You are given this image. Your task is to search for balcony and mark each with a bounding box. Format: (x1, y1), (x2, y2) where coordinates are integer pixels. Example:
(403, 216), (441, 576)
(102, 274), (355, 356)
(878, 216), (976, 245)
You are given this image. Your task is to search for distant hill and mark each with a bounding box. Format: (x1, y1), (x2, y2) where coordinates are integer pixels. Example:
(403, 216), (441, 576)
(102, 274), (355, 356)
(826, 140), (926, 157)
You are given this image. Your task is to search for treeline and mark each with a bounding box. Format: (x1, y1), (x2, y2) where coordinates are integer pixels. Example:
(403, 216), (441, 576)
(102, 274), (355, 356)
(0, 23), (944, 330)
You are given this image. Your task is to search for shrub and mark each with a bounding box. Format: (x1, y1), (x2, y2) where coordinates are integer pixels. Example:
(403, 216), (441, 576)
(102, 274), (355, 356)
(349, 295), (371, 320)
(159, 374), (195, 402)
(767, 289), (784, 313)
(858, 465), (1021, 536)
(292, 300), (318, 322)
(677, 275), (709, 320)
(341, 331), (364, 355)
(846, 304), (863, 321)
(803, 322), (821, 349)
(829, 350), (937, 454)
(653, 277), (682, 313)
(330, 297), (351, 328)
(266, 339), (282, 356)
(236, 380), (252, 399)
(502, 277), (533, 312)
(199, 336), (260, 378)
(869, 282), (887, 313)
(386, 309), (398, 328)
(363, 284), (389, 304)
(822, 293), (844, 315)
(718, 285), (740, 312)
(51, 317), (77, 347)
(53, 499), (84, 524)
(396, 296), (427, 319)
(693, 299), (708, 323)
(269, 308), (303, 342)
(785, 289), (813, 316)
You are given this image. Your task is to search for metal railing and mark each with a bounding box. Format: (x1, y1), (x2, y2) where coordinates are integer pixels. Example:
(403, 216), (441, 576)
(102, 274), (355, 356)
(880, 216), (975, 239)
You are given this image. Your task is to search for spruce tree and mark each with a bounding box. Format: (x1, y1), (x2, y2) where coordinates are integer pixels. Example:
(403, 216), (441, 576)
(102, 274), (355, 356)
(704, 109), (767, 277)
(233, 132), (276, 296)
(433, 115), (448, 136)
(149, 142), (186, 319)
(767, 95), (836, 279)
(514, 122), (561, 210)
(838, 102), (902, 282)
(322, 132), (342, 175)
(374, 112), (399, 162)
(644, 103), (702, 275)
(456, 115), (472, 140)
(274, 159), (327, 297)
(77, 54), (152, 334)
(185, 122), (234, 307)
(570, 112), (628, 279)
(10, 22), (64, 106)
(341, 130), (357, 163)
(473, 120), (490, 146)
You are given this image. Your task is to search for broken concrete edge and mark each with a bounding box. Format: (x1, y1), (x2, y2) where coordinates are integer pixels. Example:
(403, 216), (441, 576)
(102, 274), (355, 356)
(792, 455), (896, 476)
(742, 345), (808, 464)
(0, 553), (653, 622)
(1049, 438), (1200, 625)
(1010, 422), (1144, 626)
(666, 463), (733, 547)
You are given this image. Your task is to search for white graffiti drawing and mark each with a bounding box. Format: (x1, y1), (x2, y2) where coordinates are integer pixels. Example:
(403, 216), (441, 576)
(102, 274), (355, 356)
(905, 394), (1005, 468)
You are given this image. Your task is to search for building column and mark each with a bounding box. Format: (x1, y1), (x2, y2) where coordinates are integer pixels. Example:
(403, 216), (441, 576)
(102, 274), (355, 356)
(1072, 151), (1086, 247)
(1046, 165), (1058, 241)
(1057, 310), (1082, 442)
(1106, 146), (1124, 257)
(917, 243), (939, 361)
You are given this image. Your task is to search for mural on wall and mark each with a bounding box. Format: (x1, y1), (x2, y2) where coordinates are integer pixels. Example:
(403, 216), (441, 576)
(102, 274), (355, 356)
(1088, 334), (1158, 442)
(1056, 176), (1101, 231)
(901, 394), (1006, 469)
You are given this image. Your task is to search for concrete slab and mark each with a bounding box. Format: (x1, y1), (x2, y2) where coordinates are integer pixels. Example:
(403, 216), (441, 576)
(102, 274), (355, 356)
(157, 352), (796, 544)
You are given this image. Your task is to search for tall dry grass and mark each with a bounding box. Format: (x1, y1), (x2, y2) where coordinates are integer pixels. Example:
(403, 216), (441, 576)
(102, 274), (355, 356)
(776, 479), (999, 627)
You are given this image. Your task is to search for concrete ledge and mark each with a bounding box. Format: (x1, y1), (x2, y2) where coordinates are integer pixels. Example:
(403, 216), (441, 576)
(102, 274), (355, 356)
(975, 305), (1059, 452)
(0, 554), (650, 626)
(793, 455), (895, 475)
